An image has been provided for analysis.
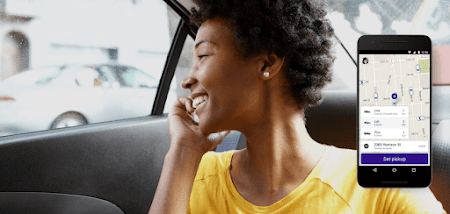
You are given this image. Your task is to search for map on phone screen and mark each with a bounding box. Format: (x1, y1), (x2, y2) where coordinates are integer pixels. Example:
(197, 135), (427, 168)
(359, 54), (430, 165)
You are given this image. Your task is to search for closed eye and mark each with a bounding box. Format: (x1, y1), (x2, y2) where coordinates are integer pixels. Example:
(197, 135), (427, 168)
(198, 54), (208, 59)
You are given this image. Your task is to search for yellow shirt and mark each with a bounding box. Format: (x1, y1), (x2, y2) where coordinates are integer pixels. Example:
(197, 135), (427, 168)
(188, 145), (446, 213)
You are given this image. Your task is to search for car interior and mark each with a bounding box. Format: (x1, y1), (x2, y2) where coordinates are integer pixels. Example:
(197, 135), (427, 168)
(0, 0), (449, 213)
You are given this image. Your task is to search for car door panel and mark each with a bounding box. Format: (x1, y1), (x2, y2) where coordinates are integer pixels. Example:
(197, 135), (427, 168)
(0, 116), (171, 214)
(0, 192), (124, 214)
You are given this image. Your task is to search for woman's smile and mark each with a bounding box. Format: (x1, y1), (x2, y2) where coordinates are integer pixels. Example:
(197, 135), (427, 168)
(192, 94), (209, 109)
(191, 94), (209, 123)
(194, 98), (208, 116)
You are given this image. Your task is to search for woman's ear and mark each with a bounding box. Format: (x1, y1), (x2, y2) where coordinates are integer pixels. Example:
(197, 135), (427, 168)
(261, 53), (285, 78)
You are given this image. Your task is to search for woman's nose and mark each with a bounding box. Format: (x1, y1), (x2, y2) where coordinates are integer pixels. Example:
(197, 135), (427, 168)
(181, 77), (196, 89)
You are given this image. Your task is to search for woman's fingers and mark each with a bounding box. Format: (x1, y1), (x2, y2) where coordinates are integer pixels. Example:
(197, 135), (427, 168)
(168, 96), (231, 151)
(182, 97), (195, 115)
(170, 97), (193, 114)
(169, 97), (195, 122)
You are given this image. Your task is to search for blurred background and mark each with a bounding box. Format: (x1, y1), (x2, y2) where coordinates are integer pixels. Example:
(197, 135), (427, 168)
(0, 0), (174, 82)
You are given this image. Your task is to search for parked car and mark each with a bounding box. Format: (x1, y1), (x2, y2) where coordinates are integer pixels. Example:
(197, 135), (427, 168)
(0, 64), (176, 137)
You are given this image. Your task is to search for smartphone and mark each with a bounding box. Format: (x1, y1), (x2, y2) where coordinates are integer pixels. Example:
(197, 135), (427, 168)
(357, 35), (432, 188)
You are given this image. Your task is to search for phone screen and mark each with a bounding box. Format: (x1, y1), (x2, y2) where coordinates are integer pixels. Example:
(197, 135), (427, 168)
(358, 50), (431, 168)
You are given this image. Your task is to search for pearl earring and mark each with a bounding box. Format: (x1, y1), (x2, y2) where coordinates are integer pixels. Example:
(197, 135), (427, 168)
(263, 71), (269, 77)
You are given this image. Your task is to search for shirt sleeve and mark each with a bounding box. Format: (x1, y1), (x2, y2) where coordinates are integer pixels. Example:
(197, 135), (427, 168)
(388, 188), (446, 214)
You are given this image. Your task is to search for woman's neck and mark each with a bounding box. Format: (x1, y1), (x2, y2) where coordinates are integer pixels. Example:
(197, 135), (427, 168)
(237, 104), (326, 200)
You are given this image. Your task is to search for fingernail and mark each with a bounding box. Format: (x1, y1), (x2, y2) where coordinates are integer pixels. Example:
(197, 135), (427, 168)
(208, 133), (221, 141)
(193, 112), (200, 123)
(207, 131), (228, 141)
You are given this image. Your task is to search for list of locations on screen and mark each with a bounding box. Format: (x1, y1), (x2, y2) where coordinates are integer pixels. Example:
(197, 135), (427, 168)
(359, 54), (430, 153)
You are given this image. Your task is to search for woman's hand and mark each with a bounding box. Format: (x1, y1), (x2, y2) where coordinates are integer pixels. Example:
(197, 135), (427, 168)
(149, 97), (230, 214)
(168, 97), (230, 154)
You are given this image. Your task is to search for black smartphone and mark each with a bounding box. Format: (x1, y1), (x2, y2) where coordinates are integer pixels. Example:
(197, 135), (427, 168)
(357, 35), (432, 188)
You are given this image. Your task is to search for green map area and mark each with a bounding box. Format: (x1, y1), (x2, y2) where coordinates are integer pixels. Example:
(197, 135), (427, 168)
(419, 59), (430, 73)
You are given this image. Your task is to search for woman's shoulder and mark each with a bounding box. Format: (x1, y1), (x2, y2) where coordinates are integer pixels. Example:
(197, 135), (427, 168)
(316, 145), (357, 174)
(309, 145), (359, 197)
(195, 150), (236, 181)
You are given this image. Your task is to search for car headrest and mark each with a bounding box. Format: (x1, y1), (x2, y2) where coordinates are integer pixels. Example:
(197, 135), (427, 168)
(234, 91), (357, 150)
(305, 91), (357, 149)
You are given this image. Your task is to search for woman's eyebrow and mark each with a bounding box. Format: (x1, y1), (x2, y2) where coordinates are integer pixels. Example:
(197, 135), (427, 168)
(195, 40), (217, 49)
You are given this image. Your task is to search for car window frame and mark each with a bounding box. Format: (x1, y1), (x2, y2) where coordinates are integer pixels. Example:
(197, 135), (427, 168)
(152, 0), (197, 116)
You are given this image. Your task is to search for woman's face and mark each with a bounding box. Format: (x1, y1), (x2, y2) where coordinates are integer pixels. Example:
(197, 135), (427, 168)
(181, 18), (265, 135)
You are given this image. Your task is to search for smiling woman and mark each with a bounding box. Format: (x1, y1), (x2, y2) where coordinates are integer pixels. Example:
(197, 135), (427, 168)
(149, 0), (446, 213)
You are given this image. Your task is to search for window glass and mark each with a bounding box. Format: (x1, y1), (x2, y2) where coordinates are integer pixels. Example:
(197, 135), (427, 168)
(0, 0), (178, 137)
(119, 69), (159, 88)
(164, 35), (194, 114)
(3, 67), (62, 86)
(72, 67), (101, 88)
(97, 66), (123, 88)
(98, 66), (117, 81)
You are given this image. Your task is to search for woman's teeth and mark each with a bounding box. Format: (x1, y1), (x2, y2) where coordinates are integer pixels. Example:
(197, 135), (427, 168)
(193, 95), (208, 109)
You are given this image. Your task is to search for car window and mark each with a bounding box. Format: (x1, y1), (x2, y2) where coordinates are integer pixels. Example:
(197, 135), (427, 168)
(97, 66), (123, 88)
(0, 0), (179, 137)
(68, 67), (101, 88)
(165, 35), (194, 114)
(118, 68), (159, 88)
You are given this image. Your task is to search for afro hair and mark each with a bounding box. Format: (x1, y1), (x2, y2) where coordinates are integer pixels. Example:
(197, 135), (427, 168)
(190, 0), (336, 110)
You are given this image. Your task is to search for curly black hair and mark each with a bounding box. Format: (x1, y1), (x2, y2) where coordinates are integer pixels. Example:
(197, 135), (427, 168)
(190, 0), (335, 110)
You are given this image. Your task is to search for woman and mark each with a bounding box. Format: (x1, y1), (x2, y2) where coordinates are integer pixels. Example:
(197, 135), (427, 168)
(149, 0), (445, 213)
(363, 57), (369, 64)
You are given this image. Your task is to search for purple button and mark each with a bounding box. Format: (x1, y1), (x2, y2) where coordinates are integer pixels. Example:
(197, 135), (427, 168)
(361, 154), (428, 164)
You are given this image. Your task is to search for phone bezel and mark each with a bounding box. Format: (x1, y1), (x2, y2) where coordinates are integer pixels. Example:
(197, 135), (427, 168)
(357, 35), (432, 188)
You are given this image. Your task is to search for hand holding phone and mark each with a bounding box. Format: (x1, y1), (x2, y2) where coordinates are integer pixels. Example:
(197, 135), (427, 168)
(167, 97), (230, 154)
